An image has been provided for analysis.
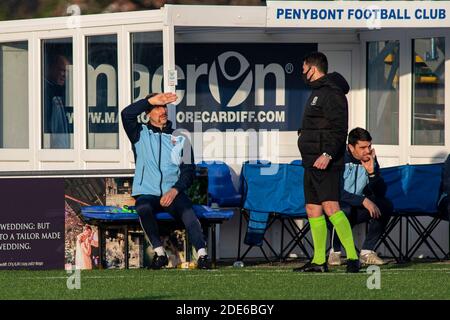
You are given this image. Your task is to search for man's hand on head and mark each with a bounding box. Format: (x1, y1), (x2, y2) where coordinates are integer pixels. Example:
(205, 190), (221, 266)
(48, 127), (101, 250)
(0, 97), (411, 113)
(160, 188), (179, 207)
(148, 93), (177, 107)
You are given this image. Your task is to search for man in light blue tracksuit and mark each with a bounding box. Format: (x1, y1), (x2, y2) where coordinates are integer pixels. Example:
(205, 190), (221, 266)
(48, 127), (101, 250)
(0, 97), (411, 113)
(121, 92), (210, 269)
(328, 127), (393, 266)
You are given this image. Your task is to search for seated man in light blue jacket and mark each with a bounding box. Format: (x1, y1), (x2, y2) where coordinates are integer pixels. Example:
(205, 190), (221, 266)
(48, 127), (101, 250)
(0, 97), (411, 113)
(328, 127), (392, 266)
(121, 92), (210, 270)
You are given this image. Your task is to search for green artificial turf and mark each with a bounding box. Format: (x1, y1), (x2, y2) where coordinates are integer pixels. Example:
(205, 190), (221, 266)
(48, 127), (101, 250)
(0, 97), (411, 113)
(0, 262), (449, 300)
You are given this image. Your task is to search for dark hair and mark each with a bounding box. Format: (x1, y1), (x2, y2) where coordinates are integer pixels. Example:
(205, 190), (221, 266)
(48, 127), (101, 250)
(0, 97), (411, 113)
(83, 225), (92, 231)
(303, 52), (328, 74)
(348, 127), (372, 146)
(46, 53), (71, 72)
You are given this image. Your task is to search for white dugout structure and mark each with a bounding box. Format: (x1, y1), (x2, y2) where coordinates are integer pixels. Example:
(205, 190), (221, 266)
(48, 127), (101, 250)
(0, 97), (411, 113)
(0, 1), (449, 260)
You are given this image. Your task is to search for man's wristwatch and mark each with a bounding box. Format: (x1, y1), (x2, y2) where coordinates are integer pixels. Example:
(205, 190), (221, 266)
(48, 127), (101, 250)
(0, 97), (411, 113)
(322, 152), (332, 160)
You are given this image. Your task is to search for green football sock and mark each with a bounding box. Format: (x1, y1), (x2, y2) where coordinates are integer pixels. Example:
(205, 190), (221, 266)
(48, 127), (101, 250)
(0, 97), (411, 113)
(309, 215), (327, 265)
(329, 210), (358, 260)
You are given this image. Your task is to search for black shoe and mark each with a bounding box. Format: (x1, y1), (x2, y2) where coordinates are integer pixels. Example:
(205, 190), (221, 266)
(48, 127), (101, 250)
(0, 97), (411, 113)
(150, 253), (168, 270)
(293, 261), (328, 273)
(197, 255), (211, 269)
(346, 259), (360, 273)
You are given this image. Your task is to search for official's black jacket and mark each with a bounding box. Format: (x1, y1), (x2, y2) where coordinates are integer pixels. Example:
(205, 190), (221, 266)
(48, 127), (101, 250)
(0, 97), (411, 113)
(298, 72), (350, 169)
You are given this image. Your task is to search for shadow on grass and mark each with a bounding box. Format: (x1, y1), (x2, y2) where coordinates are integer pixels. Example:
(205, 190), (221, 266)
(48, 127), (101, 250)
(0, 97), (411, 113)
(381, 258), (449, 270)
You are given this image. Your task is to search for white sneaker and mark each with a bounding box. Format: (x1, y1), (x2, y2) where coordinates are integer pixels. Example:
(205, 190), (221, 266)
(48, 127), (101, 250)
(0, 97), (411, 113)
(359, 251), (386, 266)
(327, 250), (342, 266)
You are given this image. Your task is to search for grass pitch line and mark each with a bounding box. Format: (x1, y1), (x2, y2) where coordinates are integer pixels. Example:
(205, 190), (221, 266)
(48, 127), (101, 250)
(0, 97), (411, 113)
(2, 266), (449, 282)
(382, 268), (450, 272)
(14, 275), (128, 280)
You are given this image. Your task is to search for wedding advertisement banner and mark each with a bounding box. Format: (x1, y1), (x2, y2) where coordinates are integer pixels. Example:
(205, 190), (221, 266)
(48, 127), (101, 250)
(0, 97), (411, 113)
(0, 178), (65, 270)
(0, 174), (206, 270)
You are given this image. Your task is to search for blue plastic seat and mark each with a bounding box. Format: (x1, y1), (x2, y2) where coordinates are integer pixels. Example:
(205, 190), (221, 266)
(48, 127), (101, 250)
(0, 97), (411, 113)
(197, 161), (241, 207)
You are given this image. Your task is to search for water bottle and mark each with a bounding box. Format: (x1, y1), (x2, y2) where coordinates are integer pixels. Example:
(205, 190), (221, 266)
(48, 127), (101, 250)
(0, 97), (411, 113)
(233, 260), (244, 268)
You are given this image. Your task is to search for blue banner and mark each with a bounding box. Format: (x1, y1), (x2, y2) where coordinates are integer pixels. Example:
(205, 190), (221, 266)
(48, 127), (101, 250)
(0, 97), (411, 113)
(133, 42), (317, 132)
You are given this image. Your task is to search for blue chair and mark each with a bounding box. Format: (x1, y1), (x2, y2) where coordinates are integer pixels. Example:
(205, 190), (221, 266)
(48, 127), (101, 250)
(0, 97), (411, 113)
(237, 162), (312, 262)
(197, 161), (241, 207)
(375, 163), (447, 260)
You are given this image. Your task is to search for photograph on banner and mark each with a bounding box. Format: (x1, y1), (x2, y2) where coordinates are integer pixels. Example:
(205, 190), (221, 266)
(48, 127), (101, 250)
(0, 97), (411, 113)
(104, 178), (144, 269)
(104, 228), (126, 269)
(64, 178), (104, 270)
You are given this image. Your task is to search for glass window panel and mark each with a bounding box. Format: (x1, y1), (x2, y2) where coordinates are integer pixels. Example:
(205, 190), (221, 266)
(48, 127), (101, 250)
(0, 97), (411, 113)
(42, 38), (73, 149)
(131, 32), (163, 125)
(412, 37), (445, 146)
(0, 42), (28, 148)
(366, 40), (399, 145)
(86, 34), (118, 149)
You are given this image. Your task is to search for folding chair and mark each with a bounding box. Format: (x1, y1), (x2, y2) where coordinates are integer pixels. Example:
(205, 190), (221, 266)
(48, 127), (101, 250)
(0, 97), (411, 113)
(236, 162), (312, 263)
(197, 161), (241, 207)
(375, 163), (447, 261)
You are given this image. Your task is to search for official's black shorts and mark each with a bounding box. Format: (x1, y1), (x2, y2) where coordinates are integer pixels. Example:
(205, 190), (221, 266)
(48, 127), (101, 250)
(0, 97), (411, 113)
(303, 168), (342, 205)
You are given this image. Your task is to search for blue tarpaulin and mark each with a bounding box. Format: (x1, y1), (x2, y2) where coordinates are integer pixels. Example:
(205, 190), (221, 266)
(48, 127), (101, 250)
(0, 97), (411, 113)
(241, 163), (306, 246)
(242, 163), (306, 215)
(380, 163), (443, 214)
